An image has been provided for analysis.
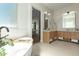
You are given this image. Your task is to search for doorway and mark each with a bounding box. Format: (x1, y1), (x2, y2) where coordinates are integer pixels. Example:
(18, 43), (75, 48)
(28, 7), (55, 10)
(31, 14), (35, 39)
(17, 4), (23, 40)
(32, 7), (41, 43)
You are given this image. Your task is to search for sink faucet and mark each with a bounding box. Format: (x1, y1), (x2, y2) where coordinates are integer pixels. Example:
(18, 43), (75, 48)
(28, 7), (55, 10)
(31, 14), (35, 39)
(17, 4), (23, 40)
(0, 26), (9, 39)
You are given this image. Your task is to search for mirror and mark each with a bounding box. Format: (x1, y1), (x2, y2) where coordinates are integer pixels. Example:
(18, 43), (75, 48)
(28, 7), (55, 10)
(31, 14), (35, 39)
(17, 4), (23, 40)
(62, 11), (76, 32)
(44, 12), (50, 30)
(63, 11), (76, 29)
(44, 13), (48, 30)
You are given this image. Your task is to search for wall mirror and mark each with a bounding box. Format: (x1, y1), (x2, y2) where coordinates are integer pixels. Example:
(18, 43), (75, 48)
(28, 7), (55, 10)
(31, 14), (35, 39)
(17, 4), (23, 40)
(44, 13), (48, 30)
(63, 11), (76, 29)
(44, 11), (50, 30)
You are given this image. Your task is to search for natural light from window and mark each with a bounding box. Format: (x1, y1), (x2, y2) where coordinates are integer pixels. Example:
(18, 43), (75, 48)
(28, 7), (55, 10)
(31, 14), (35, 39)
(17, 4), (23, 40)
(0, 3), (16, 27)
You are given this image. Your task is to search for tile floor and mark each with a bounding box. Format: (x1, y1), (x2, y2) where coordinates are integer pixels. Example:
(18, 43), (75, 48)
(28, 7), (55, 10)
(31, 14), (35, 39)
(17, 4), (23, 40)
(31, 40), (79, 56)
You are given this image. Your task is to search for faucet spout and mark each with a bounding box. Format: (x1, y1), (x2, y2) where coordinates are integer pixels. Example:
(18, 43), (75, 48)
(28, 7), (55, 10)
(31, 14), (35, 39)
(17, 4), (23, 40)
(0, 26), (9, 32)
(0, 26), (9, 39)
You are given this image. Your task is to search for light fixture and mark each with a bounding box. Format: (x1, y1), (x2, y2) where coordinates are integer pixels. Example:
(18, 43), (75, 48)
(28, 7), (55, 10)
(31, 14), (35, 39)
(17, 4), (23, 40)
(64, 11), (75, 15)
(63, 13), (67, 15)
(44, 11), (47, 14)
(67, 11), (69, 14)
(48, 13), (51, 16)
(70, 11), (75, 14)
(45, 17), (48, 20)
(63, 11), (70, 15)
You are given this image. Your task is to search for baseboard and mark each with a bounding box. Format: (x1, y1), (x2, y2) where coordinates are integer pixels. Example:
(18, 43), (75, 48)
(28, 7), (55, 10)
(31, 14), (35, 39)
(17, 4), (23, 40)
(49, 39), (57, 44)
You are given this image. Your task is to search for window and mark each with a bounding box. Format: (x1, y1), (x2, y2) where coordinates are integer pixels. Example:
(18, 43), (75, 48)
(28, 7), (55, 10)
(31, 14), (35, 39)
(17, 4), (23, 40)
(0, 3), (16, 27)
(63, 11), (75, 28)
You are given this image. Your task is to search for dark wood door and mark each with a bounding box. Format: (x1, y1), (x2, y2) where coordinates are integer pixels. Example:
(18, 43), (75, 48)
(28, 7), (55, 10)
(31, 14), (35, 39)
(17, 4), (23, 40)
(32, 8), (41, 43)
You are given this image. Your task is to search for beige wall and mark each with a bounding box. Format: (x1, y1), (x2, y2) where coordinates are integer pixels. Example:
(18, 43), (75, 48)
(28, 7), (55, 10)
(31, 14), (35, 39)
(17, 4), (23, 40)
(53, 4), (79, 31)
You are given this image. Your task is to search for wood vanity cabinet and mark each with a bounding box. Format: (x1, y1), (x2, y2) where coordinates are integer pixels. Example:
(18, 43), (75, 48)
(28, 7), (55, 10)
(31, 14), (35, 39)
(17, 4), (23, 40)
(70, 32), (79, 39)
(62, 32), (71, 42)
(57, 31), (79, 41)
(43, 31), (79, 43)
(43, 31), (57, 43)
(57, 31), (71, 42)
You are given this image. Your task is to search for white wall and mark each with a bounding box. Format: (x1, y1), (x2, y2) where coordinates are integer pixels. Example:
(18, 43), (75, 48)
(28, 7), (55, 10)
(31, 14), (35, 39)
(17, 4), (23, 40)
(53, 4), (79, 31)
(3, 3), (32, 39)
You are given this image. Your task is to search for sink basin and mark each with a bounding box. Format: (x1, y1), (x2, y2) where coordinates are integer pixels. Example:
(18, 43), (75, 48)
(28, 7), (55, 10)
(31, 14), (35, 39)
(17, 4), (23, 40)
(3, 42), (32, 56)
(0, 37), (33, 56)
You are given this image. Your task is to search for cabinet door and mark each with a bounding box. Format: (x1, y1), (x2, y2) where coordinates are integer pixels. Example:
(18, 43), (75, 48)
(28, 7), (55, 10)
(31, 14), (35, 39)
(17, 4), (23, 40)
(50, 31), (57, 41)
(71, 32), (79, 39)
(43, 32), (50, 43)
(63, 32), (71, 42)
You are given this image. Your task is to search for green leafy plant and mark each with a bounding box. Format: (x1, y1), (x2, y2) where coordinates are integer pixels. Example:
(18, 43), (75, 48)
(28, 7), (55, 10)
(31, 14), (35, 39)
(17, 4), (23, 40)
(0, 38), (14, 56)
(0, 48), (7, 56)
(0, 40), (6, 47)
(2, 38), (14, 46)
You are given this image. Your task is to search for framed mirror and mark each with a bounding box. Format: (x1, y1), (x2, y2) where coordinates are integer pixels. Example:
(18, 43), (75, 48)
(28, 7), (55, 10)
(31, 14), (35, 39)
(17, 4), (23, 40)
(63, 11), (76, 29)
(44, 13), (48, 30)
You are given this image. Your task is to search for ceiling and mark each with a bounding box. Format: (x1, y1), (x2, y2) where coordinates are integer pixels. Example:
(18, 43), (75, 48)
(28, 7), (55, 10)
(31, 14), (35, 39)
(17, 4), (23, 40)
(41, 3), (75, 10)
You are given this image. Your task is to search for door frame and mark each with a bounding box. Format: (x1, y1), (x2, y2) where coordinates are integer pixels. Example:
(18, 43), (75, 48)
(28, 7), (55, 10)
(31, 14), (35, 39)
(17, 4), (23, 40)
(32, 7), (41, 42)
